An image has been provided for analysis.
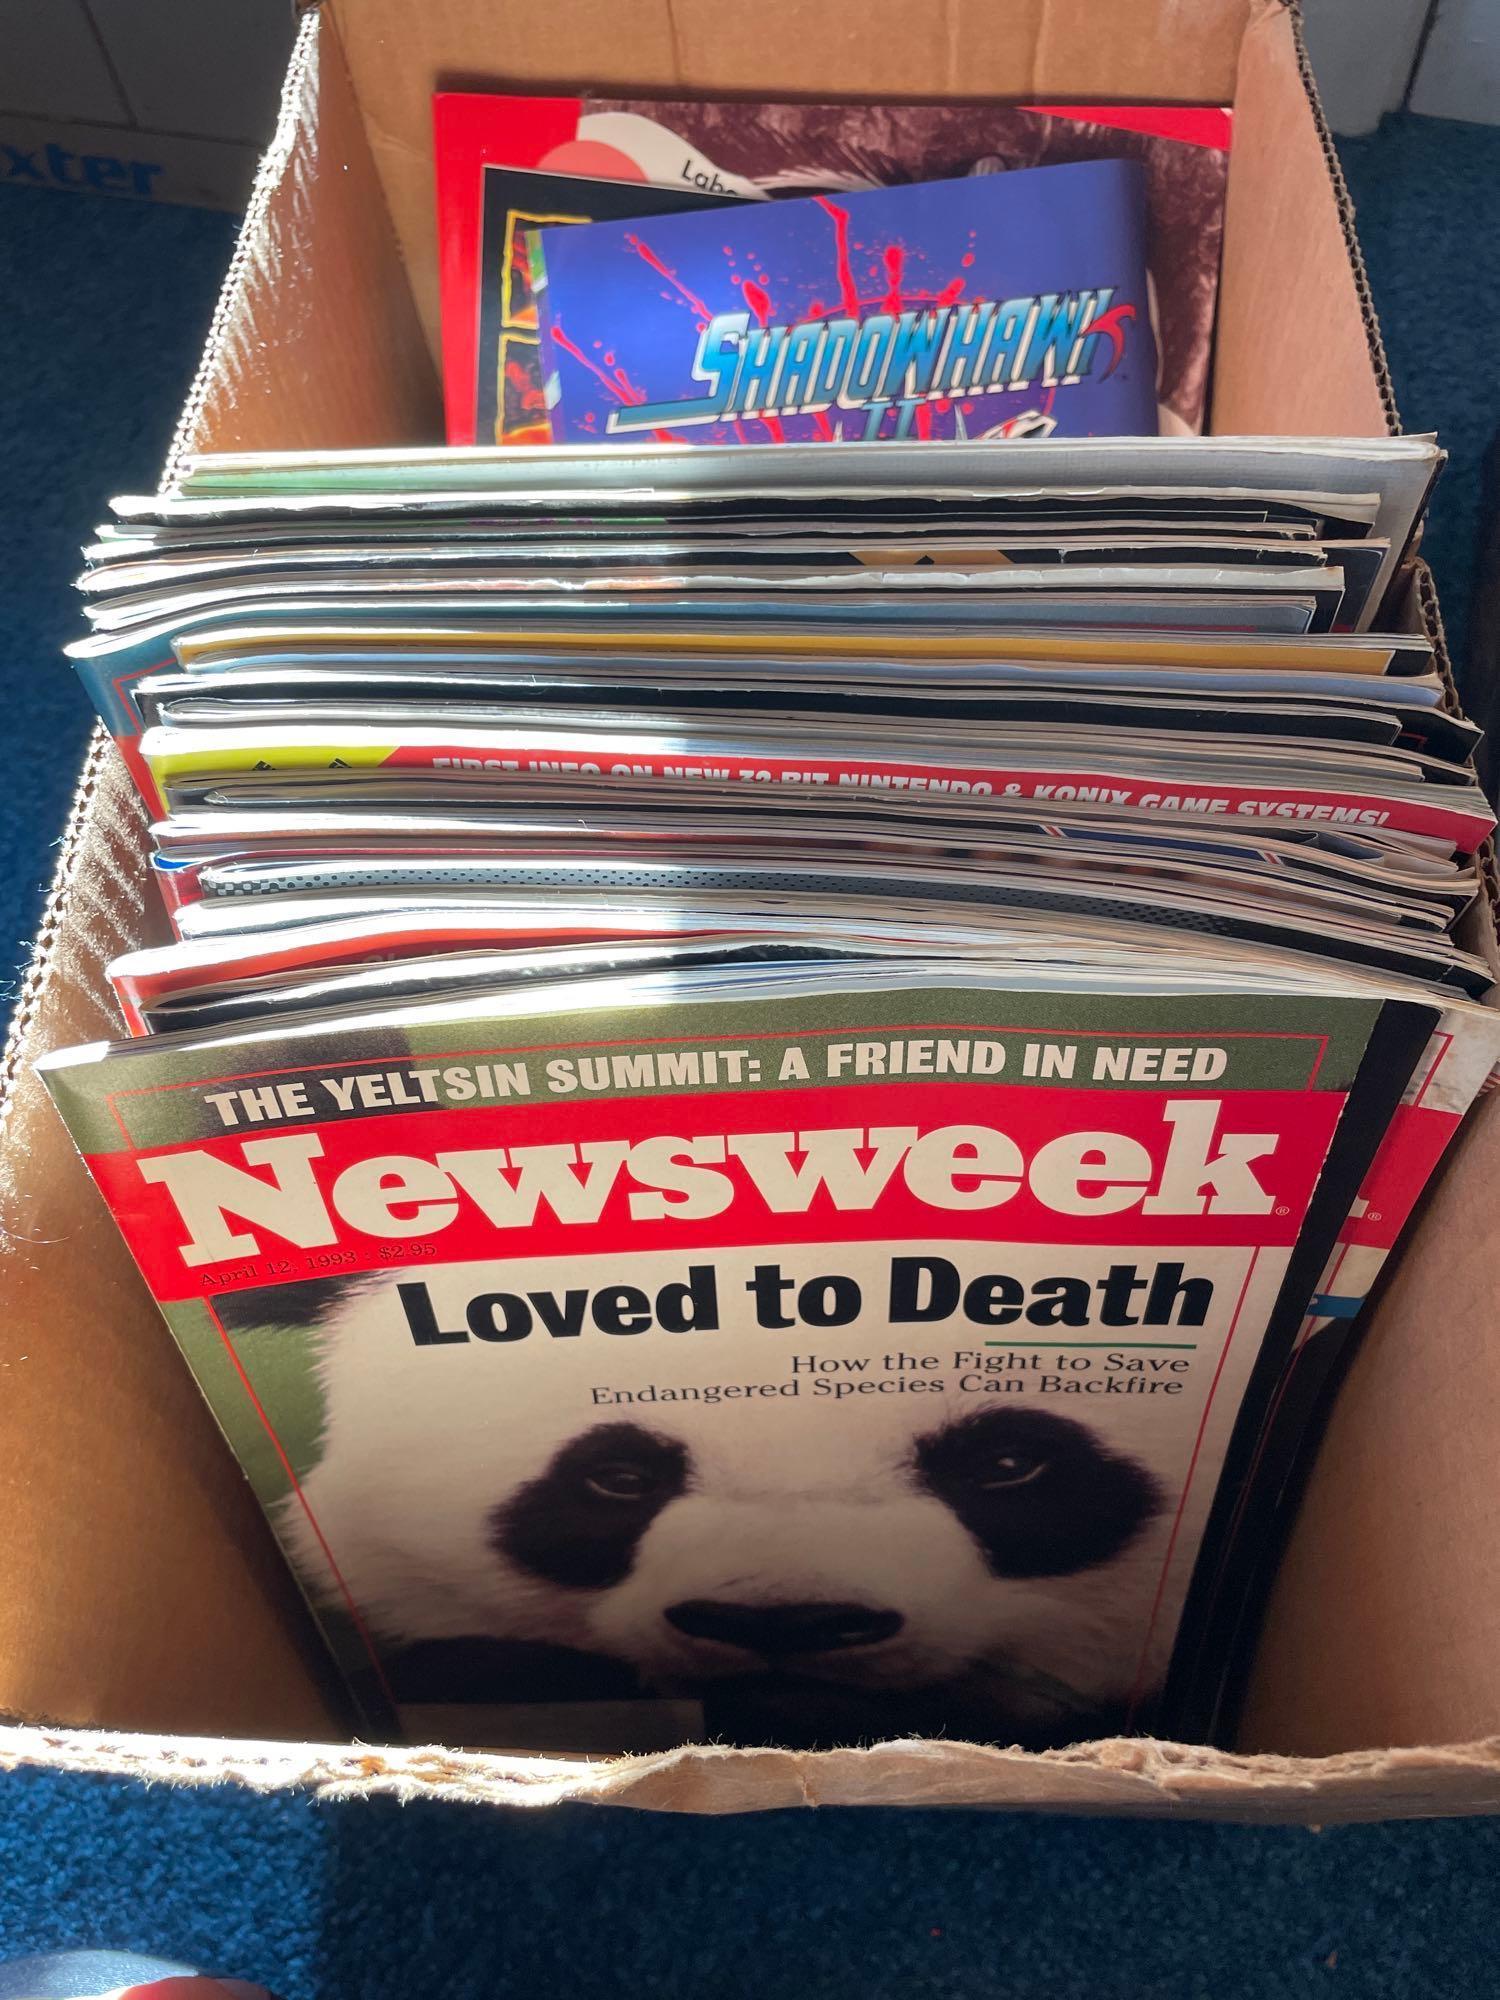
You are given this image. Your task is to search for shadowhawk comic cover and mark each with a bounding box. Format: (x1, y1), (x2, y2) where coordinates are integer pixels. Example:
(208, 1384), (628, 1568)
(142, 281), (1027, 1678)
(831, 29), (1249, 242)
(528, 161), (1157, 445)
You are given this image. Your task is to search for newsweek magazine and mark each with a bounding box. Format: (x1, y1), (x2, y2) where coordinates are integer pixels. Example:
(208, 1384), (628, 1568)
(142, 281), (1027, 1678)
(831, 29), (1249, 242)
(41, 967), (1438, 1752)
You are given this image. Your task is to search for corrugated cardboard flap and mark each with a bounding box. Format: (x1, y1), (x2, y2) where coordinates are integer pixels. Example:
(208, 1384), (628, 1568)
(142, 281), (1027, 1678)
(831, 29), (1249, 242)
(324, 0), (1261, 366)
(4, 1724), (1500, 1823)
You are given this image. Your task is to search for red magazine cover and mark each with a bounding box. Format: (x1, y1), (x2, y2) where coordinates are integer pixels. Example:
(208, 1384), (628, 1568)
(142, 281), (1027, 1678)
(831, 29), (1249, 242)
(433, 91), (582, 447)
(40, 971), (1418, 1750)
(434, 92), (1232, 447)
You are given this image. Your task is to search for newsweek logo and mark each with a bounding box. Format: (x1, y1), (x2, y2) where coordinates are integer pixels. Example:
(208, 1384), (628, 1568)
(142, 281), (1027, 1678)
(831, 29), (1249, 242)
(116, 1094), (1312, 1289)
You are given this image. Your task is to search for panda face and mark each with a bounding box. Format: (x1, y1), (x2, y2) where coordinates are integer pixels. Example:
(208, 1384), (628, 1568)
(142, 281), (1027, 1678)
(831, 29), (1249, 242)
(482, 1405), (1164, 1703)
(913, 1406), (1165, 1580)
(493, 1422), (692, 1589)
(286, 1266), (1185, 1728)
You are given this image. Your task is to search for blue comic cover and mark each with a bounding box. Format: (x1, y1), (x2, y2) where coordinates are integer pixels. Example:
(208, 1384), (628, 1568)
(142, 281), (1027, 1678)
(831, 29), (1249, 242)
(530, 158), (1157, 447)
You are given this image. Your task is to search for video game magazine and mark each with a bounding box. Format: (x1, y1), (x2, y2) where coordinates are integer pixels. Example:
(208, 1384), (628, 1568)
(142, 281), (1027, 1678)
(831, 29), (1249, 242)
(40, 968), (1434, 1750)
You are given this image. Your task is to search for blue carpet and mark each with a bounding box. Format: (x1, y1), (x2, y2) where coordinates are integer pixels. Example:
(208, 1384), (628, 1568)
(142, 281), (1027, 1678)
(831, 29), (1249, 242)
(2, 114), (1499, 1997)
(0, 183), (237, 991)
(3, 1768), (1500, 2000)
(1337, 113), (1500, 677)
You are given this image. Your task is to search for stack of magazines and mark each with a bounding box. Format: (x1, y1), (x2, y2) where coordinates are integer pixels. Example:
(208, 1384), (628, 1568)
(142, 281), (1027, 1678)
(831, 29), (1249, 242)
(42, 435), (1499, 1756)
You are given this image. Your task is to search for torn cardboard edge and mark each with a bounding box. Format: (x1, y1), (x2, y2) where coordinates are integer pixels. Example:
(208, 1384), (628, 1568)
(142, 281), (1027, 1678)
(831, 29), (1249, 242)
(3, 1722), (1500, 1823)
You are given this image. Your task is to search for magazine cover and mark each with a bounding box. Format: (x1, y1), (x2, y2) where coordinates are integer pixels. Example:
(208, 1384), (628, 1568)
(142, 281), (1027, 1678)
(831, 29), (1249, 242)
(434, 92), (1231, 442)
(474, 169), (735, 446)
(41, 970), (1430, 1751)
(135, 718), (1500, 858)
(529, 161), (1158, 446)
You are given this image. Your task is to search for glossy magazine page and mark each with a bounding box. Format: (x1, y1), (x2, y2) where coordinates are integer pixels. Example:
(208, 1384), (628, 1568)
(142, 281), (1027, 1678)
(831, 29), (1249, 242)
(41, 967), (1428, 1752)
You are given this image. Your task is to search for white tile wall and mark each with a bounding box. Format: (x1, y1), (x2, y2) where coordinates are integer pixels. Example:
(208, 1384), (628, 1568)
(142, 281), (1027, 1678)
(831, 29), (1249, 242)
(86, 0), (295, 143)
(0, 0), (129, 124)
(1300, 0), (1433, 133)
(0, 0), (294, 207)
(1409, 0), (1500, 126)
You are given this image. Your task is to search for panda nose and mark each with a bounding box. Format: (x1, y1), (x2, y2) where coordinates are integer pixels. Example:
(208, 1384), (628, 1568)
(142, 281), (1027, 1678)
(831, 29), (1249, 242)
(665, 1599), (904, 1656)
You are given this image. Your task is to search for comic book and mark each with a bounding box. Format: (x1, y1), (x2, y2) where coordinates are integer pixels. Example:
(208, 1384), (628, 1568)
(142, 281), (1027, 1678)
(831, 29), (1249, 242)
(528, 162), (1157, 445)
(433, 91), (1232, 442)
(474, 170), (735, 445)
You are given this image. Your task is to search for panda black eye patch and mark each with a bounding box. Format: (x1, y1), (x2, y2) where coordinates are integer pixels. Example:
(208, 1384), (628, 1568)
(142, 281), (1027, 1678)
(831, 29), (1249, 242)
(913, 1407), (1164, 1579)
(491, 1422), (691, 1589)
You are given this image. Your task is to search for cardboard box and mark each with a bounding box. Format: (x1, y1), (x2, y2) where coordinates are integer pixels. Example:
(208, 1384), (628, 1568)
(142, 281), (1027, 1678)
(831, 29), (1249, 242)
(3, 0), (1498, 1822)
